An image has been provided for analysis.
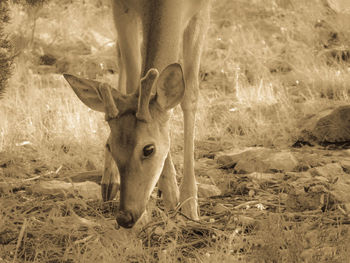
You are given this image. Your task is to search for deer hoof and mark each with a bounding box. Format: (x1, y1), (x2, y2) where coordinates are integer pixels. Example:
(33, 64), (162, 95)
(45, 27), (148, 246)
(101, 182), (119, 202)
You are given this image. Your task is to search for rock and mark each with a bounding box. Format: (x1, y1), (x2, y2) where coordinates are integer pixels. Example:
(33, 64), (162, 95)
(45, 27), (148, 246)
(197, 157), (217, 167)
(285, 171), (313, 180)
(30, 180), (72, 196)
(266, 151), (299, 171)
(197, 183), (221, 198)
(212, 203), (228, 214)
(286, 186), (325, 212)
(295, 153), (333, 171)
(64, 170), (102, 184)
(328, 172), (350, 210)
(217, 148), (298, 173)
(246, 172), (284, 181)
(313, 106), (350, 142)
(195, 158), (217, 176)
(285, 162), (350, 212)
(29, 180), (101, 200)
(285, 170), (329, 211)
(199, 168), (226, 182)
(310, 163), (344, 177)
(73, 181), (101, 200)
(339, 159), (350, 173)
(50, 214), (100, 229)
(327, 0), (350, 14)
(300, 106), (350, 144)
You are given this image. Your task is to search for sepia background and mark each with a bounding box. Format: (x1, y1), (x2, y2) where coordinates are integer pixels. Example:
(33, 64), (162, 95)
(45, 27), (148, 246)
(1, 0), (350, 262)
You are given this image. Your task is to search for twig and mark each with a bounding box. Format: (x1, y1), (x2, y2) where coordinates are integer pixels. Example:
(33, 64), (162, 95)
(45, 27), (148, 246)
(23, 175), (41, 181)
(233, 201), (261, 210)
(13, 218), (27, 263)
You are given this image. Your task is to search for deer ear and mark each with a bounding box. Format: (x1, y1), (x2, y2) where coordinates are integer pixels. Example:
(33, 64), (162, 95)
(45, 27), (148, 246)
(63, 74), (106, 112)
(155, 63), (185, 111)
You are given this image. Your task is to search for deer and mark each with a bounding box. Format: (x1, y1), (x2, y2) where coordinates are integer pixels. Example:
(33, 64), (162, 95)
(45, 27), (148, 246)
(63, 0), (210, 228)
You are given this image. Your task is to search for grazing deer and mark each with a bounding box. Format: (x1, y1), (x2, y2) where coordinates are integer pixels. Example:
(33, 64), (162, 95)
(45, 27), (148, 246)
(63, 0), (210, 228)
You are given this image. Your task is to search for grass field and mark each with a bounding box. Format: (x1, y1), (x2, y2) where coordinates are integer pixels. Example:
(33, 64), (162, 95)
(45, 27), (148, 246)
(1, 0), (350, 262)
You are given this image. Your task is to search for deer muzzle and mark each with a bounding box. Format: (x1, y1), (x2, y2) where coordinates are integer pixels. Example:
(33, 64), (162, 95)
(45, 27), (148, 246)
(116, 210), (135, 228)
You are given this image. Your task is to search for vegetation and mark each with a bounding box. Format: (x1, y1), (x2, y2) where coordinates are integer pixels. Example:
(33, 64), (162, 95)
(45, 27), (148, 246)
(0, 0), (13, 97)
(1, 0), (350, 262)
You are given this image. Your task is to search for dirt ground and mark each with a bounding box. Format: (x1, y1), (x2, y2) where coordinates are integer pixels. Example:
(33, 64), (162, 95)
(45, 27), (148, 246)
(1, 144), (350, 262)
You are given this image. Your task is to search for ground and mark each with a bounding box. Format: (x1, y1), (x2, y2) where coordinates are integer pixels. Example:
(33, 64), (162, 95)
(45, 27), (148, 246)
(1, 0), (350, 262)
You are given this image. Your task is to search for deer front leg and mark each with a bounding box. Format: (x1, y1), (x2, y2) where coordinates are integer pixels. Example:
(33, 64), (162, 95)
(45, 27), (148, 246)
(180, 106), (199, 220)
(101, 146), (120, 201)
(179, 5), (210, 220)
(158, 153), (179, 210)
(180, 54), (200, 220)
(112, 1), (141, 94)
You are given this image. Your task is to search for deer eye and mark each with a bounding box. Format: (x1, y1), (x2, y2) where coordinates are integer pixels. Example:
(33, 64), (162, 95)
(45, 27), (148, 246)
(143, 144), (155, 158)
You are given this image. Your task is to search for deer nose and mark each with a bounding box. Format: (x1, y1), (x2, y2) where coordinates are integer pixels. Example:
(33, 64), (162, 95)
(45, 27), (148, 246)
(116, 210), (134, 228)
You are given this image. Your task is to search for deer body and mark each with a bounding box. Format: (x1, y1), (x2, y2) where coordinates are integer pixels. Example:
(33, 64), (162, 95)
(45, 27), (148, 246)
(64, 0), (210, 228)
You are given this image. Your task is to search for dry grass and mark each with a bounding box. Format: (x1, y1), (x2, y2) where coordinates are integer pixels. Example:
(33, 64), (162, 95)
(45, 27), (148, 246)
(1, 0), (350, 262)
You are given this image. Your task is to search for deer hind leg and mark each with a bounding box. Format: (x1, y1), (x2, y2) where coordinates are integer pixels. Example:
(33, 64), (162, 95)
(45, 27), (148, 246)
(158, 153), (180, 210)
(179, 4), (210, 220)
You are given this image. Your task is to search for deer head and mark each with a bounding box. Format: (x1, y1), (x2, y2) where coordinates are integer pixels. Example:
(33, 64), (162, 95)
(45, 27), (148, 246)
(63, 63), (185, 228)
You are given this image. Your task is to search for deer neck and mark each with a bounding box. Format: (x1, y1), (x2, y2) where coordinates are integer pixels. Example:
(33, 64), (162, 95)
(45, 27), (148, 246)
(141, 1), (186, 75)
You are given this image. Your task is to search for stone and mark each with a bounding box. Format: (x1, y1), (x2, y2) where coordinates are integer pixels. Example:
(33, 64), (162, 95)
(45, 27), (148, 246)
(328, 173), (350, 208)
(73, 181), (101, 200)
(199, 168), (226, 182)
(327, 0), (350, 14)
(217, 148), (298, 173)
(246, 172), (284, 181)
(65, 170), (102, 184)
(286, 187), (324, 212)
(197, 183), (222, 198)
(285, 162), (350, 212)
(310, 163), (344, 177)
(30, 180), (72, 196)
(29, 180), (101, 200)
(313, 106), (350, 142)
(300, 106), (350, 143)
(339, 159), (350, 173)
(195, 158), (217, 176)
(212, 203), (228, 214)
(295, 152), (330, 170)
